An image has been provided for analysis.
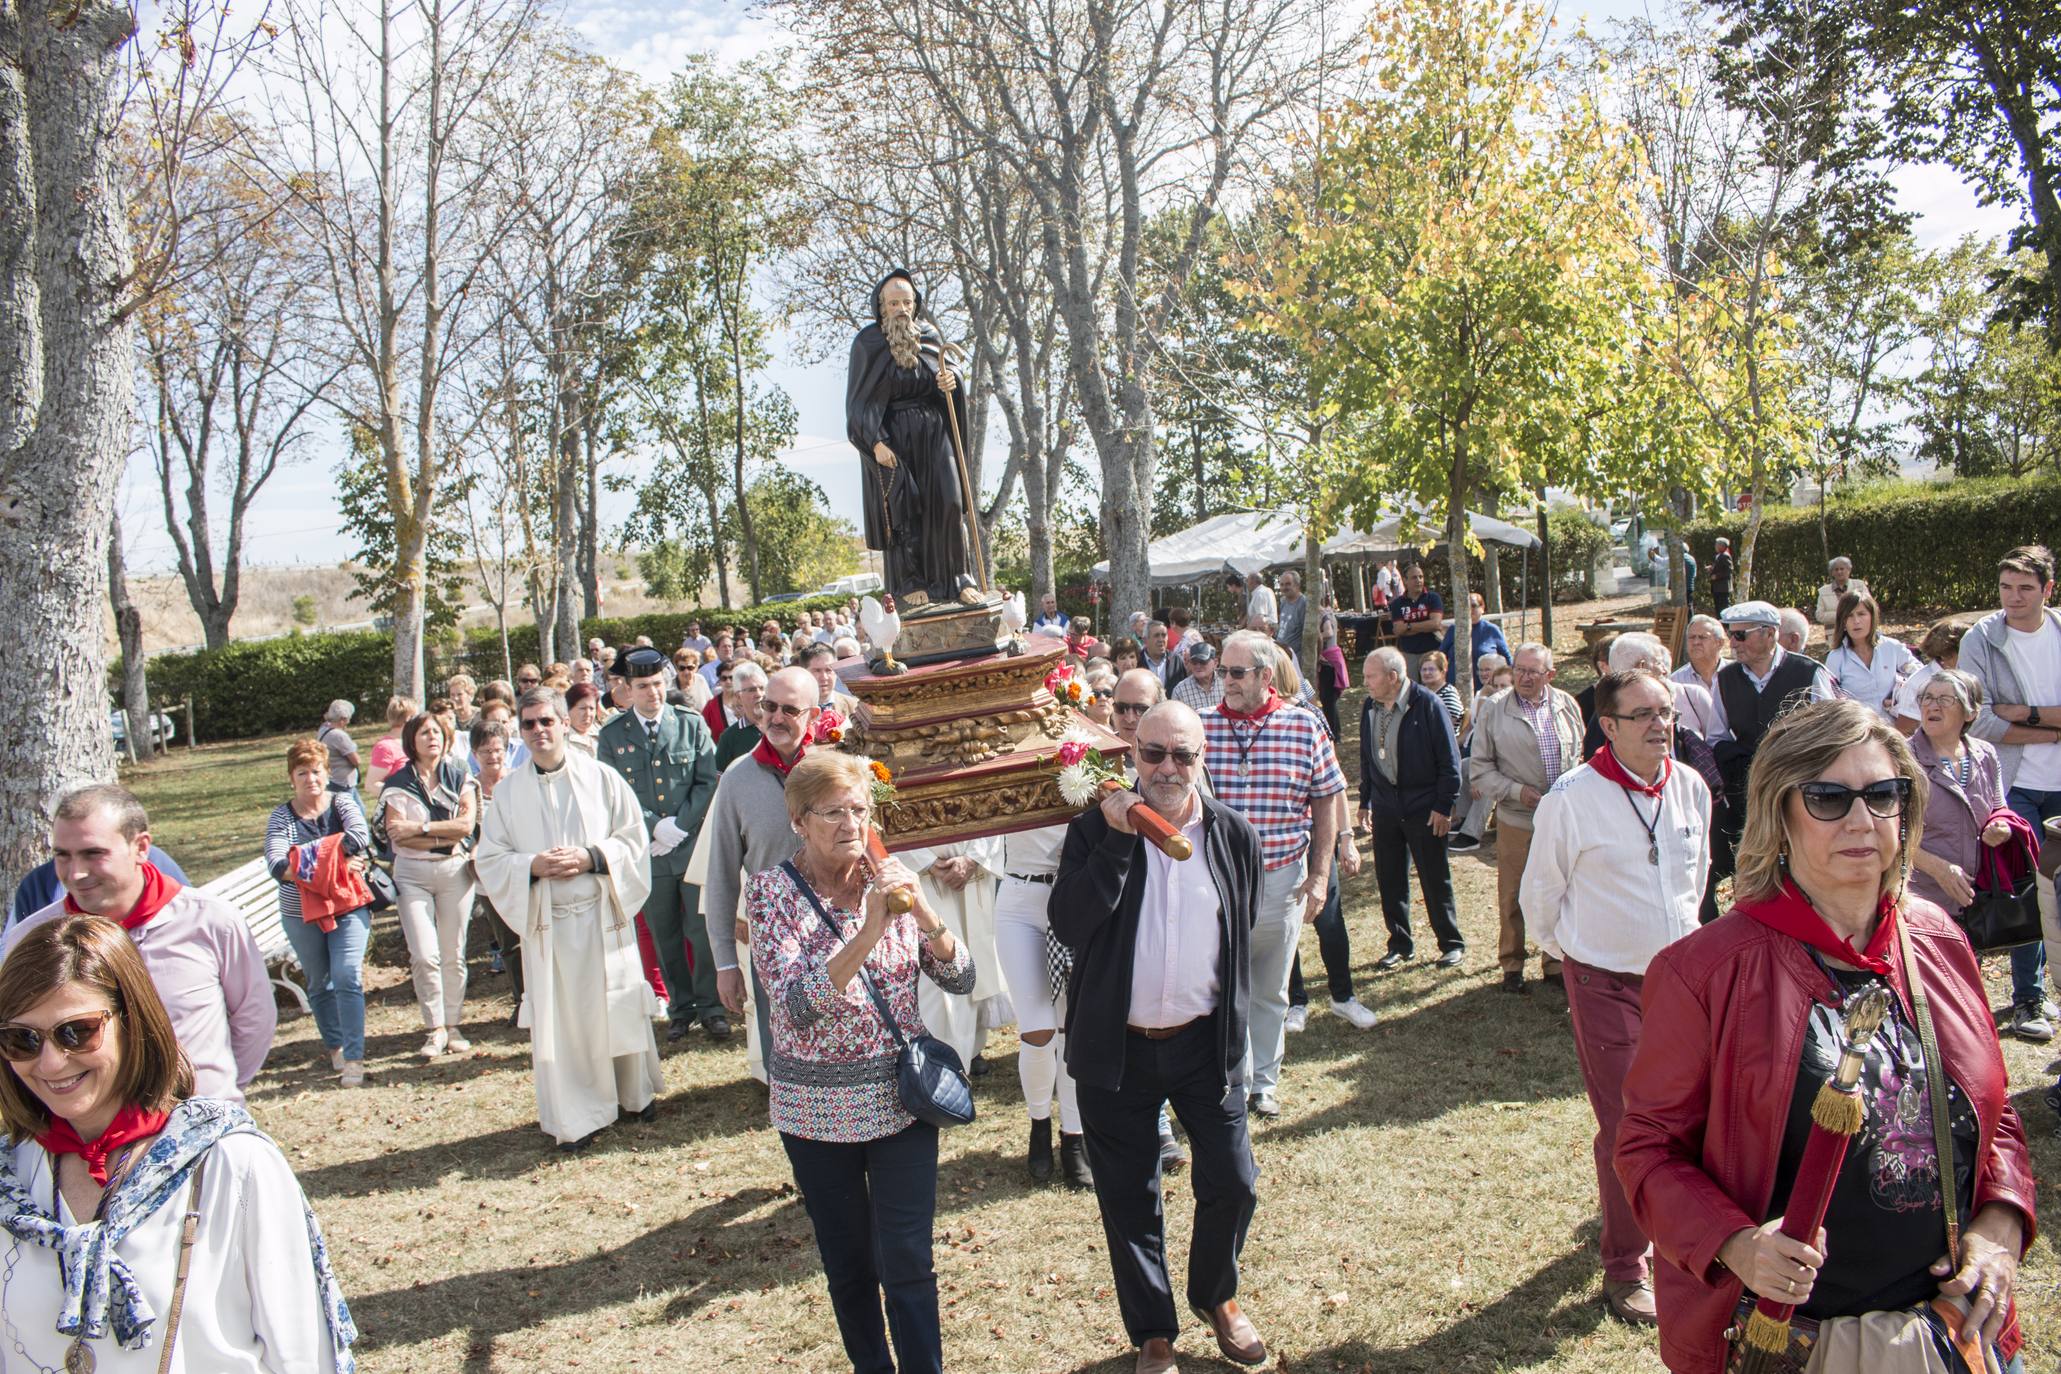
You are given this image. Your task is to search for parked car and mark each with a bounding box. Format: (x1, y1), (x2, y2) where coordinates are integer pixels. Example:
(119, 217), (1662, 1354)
(817, 572), (884, 598)
(763, 591), (808, 603)
(111, 710), (176, 751)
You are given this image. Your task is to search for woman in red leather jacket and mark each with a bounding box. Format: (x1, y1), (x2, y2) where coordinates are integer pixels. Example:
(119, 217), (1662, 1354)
(1616, 699), (2035, 1374)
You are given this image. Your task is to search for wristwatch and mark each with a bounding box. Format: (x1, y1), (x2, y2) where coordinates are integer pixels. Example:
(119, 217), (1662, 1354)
(2030, 706), (2043, 727)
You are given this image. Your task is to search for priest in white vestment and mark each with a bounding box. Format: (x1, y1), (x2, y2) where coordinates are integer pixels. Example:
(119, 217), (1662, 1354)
(903, 835), (1007, 1067)
(474, 687), (665, 1150)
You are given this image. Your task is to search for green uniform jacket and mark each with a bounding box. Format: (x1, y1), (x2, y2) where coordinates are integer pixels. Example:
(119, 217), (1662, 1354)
(596, 705), (719, 878)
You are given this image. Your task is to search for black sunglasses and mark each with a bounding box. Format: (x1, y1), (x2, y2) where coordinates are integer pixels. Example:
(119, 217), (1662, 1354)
(1113, 700), (1150, 716)
(1136, 744), (1201, 767)
(1797, 777), (1911, 822)
(1222, 665), (1260, 680)
(762, 700), (810, 720)
(0, 1009), (116, 1063)
(1727, 628), (1762, 642)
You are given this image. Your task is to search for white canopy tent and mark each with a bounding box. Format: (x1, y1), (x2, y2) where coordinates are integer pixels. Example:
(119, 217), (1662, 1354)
(1093, 505), (1539, 587)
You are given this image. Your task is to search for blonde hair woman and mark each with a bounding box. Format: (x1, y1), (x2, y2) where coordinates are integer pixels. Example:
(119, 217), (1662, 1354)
(1617, 700), (2033, 1373)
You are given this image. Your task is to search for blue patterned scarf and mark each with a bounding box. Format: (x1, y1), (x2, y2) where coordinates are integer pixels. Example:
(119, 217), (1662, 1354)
(0, 1097), (357, 1370)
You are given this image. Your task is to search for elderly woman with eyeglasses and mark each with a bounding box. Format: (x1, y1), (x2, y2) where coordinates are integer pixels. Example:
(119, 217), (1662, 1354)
(1905, 668), (2013, 917)
(747, 749), (974, 1374)
(1617, 699), (2035, 1374)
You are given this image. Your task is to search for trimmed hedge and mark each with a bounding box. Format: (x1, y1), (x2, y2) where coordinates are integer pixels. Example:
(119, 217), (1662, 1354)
(133, 594), (854, 743)
(1685, 475), (2061, 616)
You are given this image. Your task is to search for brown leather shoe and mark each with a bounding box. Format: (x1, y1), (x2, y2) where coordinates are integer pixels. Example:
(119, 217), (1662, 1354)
(1190, 1299), (1266, 1365)
(1135, 1337), (1179, 1373)
(1602, 1277), (1659, 1326)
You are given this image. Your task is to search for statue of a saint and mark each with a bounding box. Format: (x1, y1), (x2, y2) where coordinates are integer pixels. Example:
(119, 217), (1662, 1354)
(846, 269), (978, 609)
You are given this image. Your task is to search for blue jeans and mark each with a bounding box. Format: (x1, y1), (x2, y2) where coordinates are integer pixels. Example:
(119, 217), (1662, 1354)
(2006, 789), (2061, 1006)
(281, 905), (372, 1061)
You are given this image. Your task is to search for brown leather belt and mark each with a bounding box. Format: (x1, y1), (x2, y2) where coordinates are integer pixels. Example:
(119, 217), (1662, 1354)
(1127, 1017), (1203, 1040)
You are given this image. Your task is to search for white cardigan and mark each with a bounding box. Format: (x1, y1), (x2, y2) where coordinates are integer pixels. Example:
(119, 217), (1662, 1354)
(1, 1134), (339, 1373)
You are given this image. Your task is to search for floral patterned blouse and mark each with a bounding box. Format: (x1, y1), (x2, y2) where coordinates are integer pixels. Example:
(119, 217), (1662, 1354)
(748, 862), (976, 1142)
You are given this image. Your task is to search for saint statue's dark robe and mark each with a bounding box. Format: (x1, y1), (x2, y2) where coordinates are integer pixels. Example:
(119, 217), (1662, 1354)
(846, 319), (972, 606)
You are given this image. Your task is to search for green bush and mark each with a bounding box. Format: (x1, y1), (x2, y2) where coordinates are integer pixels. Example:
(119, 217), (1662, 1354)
(1685, 475), (2061, 615)
(129, 594), (857, 742)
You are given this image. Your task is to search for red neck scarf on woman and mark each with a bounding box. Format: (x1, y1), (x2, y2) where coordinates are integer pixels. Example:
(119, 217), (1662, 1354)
(36, 1103), (170, 1187)
(1591, 745), (1671, 798)
(752, 737), (805, 778)
(1219, 690), (1285, 723)
(63, 861), (180, 933)
(1740, 878), (1899, 977)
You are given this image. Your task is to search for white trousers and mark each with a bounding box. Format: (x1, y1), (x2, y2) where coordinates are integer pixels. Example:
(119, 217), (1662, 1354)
(394, 851), (475, 1030)
(994, 875), (1081, 1132)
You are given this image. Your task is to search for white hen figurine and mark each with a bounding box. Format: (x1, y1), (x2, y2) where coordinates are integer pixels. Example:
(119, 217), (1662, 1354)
(860, 594), (903, 673)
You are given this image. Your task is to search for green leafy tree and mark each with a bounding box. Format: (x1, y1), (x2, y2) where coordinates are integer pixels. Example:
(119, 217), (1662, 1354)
(729, 469), (860, 597)
(1254, 0), (1657, 710)
(336, 428), (470, 635)
(1914, 241), (2061, 478)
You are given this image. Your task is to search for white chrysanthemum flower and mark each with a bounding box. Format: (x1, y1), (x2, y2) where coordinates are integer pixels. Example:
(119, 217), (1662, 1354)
(1057, 762), (1101, 808)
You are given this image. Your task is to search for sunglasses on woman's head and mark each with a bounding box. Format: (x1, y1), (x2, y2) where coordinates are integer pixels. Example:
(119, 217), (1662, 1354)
(0, 1009), (115, 1063)
(1797, 777), (1911, 822)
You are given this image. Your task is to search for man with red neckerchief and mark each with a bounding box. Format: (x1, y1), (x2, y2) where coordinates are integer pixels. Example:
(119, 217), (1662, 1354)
(1201, 630), (1343, 1119)
(1523, 669), (1711, 1328)
(2, 784), (275, 1103)
(701, 666), (824, 1074)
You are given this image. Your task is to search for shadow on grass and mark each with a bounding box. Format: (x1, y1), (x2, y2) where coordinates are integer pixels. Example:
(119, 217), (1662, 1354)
(294, 1071), (777, 1200)
(348, 1181), (815, 1355)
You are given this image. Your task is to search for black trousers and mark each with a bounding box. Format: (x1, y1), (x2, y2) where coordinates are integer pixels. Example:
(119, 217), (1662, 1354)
(1076, 1019), (1259, 1347)
(1369, 806), (1464, 957)
(781, 1121), (943, 1374)
(643, 872), (716, 1026)
(1288, 868), (1354, 1005)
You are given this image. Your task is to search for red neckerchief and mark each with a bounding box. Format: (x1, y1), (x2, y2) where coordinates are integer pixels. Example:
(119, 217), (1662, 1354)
(64, 862), (180, 933)
(1591, 745), (1671, 798)
(36, 1102), (170, 1187)
(1218, 690), (1285, 723)
(1739, 879), (1898, 977)
(752, 737), (805, 778)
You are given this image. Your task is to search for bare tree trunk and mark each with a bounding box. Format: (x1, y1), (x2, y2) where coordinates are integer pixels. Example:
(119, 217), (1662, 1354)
(109, 511), (152, 760)
(1447, 424), (1475, 718)
(0, 0), (132, 895)
(552, 381), (580, 661)
(1479, 485), (1504, 615)
(580, 418), (600, 619)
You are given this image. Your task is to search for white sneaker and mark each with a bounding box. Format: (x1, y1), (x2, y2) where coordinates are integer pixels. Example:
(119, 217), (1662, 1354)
(2010, 1002), (2055, 1043)
(1330, 997), (1378, 1030)
(420, 1028), (449, 1058)
(444, 1030), (472, 1054)
(1283, 1005), (1308, 1033)
(330, 1047), (345, 1072)
(339, 1061), (365, 1088)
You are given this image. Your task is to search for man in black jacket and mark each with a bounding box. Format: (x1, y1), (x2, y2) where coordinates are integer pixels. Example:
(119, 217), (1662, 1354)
(1358, 646), (1467, 969)
(1052, 700), (1268, 1374)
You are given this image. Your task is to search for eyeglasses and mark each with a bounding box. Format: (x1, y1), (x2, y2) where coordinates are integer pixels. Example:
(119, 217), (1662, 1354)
(516, 676), (541, 687)
(1727, 628), (1762, 642)
(1136, 744), (1201, 767)
(1916, 692), (1964, 709)
(0, 1010), (116, 1063)
(762, 700), (810, 720)
(806, 805), (870, 825)
(1607, 707), (1676, 725)
(1113, 701), (1150, 717)
(1797, 777), (1912, 822)
(1222, 665), (1260, 680)
(518, 716), (557, 731)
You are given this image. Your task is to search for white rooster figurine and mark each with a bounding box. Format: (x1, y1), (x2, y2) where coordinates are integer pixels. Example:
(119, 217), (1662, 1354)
(860, 594), (905, 674)
(999, 590), (1028, 655)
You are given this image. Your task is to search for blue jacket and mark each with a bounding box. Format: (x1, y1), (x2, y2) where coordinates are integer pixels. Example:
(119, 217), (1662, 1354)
(1358, 682), (1462, 819)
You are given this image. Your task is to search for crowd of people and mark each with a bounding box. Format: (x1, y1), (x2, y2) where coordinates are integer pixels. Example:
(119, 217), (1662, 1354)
(0, 548), (2051, 1373)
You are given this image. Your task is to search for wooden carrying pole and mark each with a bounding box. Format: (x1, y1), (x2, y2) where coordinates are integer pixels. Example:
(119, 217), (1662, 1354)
(936, 340), (990, 592)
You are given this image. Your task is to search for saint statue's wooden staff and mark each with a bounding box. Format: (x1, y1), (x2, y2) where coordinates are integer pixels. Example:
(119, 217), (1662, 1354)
(1734, 985), (1891, 1372)
(932, 336), (992, 593)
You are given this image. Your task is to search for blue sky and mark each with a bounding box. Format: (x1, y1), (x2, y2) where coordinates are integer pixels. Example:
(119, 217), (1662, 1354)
(115, 0), (2018, 574)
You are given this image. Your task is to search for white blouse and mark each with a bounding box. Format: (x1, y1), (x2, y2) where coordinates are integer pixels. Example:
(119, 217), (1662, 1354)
(1825, 636), (1916, 720)
(0, 1134), (339, 1374)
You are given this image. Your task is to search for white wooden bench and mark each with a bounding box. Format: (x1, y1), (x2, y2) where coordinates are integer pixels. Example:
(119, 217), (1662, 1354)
(199, 858), (312, 1015)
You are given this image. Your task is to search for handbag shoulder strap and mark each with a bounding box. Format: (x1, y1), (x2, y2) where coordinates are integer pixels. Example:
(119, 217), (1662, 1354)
(155, 1153), (207, 1374)
(1894, 914), (1962, 1259)
(780, 861), (907, 1050)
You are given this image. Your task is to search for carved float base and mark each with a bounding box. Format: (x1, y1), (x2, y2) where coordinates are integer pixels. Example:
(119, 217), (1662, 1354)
(890, 594), (1010, 667)
(839, 634), (1129, 851)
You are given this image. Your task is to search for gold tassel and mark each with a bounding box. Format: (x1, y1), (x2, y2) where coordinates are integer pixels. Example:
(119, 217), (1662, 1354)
(1810, 1081), (1865, 1134)
(1744, 1307), (1792, 1355)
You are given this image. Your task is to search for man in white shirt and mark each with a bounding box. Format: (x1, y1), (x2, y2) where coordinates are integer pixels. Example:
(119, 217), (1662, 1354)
(1671, 615), (1726, 695)
(1032, 591), (1071, 635)
(1244, 573), (1278, 636)
(1522, 669), (1709, 1329)
(1960, 544), (2061, 1041)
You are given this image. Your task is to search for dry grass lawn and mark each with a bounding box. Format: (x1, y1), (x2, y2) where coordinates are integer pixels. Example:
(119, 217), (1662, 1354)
(120, 594), (2061, 1373)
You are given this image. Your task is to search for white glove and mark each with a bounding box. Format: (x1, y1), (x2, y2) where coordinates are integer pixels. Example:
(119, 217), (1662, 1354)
(651, 816), (687, 857)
